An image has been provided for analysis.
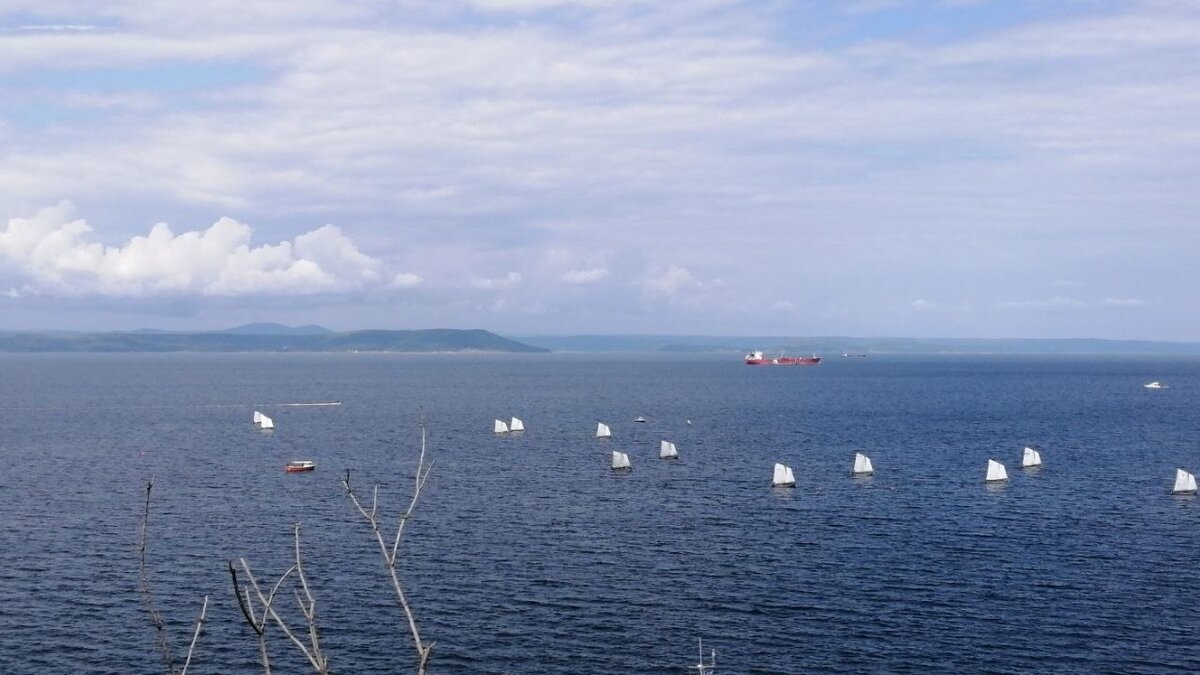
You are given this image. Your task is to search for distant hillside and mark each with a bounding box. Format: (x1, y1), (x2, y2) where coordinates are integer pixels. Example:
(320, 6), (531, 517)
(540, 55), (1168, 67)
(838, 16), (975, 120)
(216, 323), (333, 335)
(0, 329), (546, 353)
(515, 334), (1200, 355)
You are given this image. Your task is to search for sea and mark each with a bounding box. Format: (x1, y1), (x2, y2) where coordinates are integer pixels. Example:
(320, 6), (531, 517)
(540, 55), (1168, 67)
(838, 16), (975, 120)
(1, 352), (1198, 674)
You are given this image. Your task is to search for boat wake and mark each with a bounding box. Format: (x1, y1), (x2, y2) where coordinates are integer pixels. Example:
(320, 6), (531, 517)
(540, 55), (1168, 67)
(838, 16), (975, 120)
(280, 401), (343, 407)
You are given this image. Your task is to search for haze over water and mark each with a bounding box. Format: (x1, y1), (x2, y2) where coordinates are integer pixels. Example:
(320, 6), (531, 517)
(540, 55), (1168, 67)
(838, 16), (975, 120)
(1, 352), (1198, 673)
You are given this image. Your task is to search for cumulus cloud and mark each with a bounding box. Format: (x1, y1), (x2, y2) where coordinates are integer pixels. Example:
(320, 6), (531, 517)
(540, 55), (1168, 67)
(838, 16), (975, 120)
(470, 271), (522, 290)
(389, 272), (423, 288)
(645, 265), (704, 296)
(998, 296), (1087, 311)
(0, 202), (381, 297)
(1103, 297), (1146, 307)
(561, 267), (609, 284)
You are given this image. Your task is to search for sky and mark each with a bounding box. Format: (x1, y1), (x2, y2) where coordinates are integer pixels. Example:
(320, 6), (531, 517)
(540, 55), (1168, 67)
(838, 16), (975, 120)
(0, 0), (1197, 339)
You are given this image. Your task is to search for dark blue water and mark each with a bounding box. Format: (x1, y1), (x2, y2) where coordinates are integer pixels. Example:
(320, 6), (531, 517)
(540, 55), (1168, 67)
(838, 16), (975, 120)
(1, 353), (1199, 674)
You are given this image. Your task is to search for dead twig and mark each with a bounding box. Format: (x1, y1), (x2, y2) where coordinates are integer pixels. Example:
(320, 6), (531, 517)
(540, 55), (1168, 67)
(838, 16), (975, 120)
(139, 478), (207, 675)
(342, 419), (435, 674)
(230, 523), (328, 674)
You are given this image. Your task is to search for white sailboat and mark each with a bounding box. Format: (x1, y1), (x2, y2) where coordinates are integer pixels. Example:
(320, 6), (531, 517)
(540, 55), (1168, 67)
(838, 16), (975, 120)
(1021, 446), (1043, 468)
(853, 452), (874, 475)
(985, 459), (1007, 482)
(660, 440), (678, 459)
(1173, 468), (1197, 494)
(596, 422), (611, 438)
(253, 410), (263, 425)
(611, 451), (631, 471)
(494, 419), (509, 434)
(772, 462), (795, 487)
(691, 639), (716, 675)
(1144, 381), (1164, 389)
(509, 417), (524, 432)
(259, 413), (274, 430)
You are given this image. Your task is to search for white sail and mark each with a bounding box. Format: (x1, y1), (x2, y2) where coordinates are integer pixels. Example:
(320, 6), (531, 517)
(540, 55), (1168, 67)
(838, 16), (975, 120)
(853, 452), (874, 475)
(660, 440), (678, 459)
(259, 414), (274, 430)
(611, 451), (631, 470)
(510, 417), (524, 432)
(494, 419), (508, 434)
(772, 462), (795, 487)
(253, 410), (262, 424)
(985, 459), (1007, 482)
(1022, 446), (1042, 468)
(596, 422), (611, 438)
(1173, 468), (1197, 494)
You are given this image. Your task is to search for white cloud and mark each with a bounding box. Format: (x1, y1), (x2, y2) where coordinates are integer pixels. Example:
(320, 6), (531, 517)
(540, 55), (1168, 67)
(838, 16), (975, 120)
(470, 271), (522, 290)
(389, 272), (423, 289)
(561, 267), (609, 284)
(0, 202), (381, 297)
(1103, 297), (1146, 307)
(998, 296), (1088, 311)
(645, 265), (704, 296)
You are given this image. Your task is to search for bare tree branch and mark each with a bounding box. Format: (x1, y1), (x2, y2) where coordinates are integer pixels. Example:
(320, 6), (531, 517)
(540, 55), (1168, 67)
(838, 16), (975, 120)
(179, 595), (208, 675)
(139, 479), (178, 675)
(231, 525), (329, 675)
(139, 478), (206, 675)
(342, 420), (435, 674)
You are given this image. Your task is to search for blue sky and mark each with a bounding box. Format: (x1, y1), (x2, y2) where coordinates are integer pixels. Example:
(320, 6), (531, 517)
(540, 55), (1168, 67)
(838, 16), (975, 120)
(0, 0), (1197, 339)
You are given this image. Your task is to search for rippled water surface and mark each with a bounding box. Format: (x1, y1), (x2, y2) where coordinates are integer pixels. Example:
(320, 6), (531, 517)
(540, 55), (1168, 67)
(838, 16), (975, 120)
(2, 352), (1199, 674)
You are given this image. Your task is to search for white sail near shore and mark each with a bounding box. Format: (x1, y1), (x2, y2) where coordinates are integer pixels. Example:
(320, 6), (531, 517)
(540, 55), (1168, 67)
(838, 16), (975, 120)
(1173, 468), (1197, 494)
(853, 452), (874, 475)
(494, 419), (508, 434)
(596, 422), (611, 438)
(660, 440), (678, 459)
(985, 459), (1007, 482)
(259, 414), (274, 430)
(510, 417), (524, 432)
(611, 451), (631, 470)
(1021, 446), (1042, 468)
(772, 462), (795, 487)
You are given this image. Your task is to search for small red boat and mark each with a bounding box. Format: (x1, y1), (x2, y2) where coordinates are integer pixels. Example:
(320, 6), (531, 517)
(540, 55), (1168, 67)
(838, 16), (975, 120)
(744, 350), (821, 366)
(285, 460), (316, 473)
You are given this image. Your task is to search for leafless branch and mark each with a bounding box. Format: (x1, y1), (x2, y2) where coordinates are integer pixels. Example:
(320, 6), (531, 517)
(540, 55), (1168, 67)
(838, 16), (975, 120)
(139, 479), (178, 675)
(230, 524), (328, 674)
(342, 419), (435, 674)
(139, 479), (207, 675)
(180, 595), (208, 675)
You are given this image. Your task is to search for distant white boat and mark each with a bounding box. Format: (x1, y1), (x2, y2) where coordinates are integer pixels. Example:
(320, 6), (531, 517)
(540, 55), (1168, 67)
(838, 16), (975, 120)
(596, 422), (611, 438)
(510, 417), (524, 432)
(985, 459), (1008, 482)
(853, 452), (874, 475)
(494, 419), (509, 434)
(1021, 446), (1043, 468)
(691, 638), (716, 675)
(634, 416), (647, 423)
(772, 462), (795, 487)
(660, 440), (678, 459)
(259, 413), (274, 430)
(1173, 468), (1197, 494)
(1144, 381), (1165, 389)
(611, 451), (631, 470)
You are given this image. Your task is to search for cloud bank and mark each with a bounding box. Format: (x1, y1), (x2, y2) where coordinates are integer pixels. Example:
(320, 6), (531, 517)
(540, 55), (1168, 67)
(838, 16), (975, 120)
(0, 202), (381, 297)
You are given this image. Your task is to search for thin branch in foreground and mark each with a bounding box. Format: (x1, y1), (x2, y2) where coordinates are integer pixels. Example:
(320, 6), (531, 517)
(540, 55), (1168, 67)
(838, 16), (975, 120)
(342, 420), (435, 675)
(139, 478), (207, 675)
(230, 523), (328, 674)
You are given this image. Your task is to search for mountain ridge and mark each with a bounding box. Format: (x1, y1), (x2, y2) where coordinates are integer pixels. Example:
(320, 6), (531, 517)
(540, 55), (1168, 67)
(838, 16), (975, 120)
(0, 328), (545, 353)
